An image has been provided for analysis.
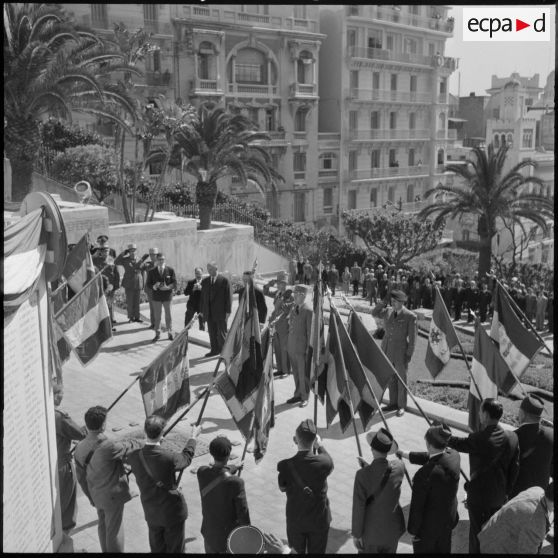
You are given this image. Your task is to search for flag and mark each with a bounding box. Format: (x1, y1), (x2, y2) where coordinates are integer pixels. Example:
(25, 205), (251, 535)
(140, 328), (191, 420)
(425, 287), (460, 378)
(348, 310), (395, 405)
(317, 305), (353, 432)
(333, 307), (378, 430)
(253, 332), (275, 463)
(214, 371), (257, 440)
(63, 234), (96, 294)
(47, 297), (64, 384)
(220, 279), (263, 403)
(51, 284), (72, 364)
(55, 274), (112, 366)
(468, 324), (512, 432)
(3, 208), (47, 314)
(490, 283), (543, 387)
(307, 263), (326, 394)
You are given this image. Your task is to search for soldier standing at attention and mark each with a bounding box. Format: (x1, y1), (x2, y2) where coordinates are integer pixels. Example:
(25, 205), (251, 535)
(114, 243), (149, 323)
(53, 382), (86, 535)
(371, 290), (417, 416)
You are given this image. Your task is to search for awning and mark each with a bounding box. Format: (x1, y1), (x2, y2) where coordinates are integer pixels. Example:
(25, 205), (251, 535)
(448, 117), (467, 122)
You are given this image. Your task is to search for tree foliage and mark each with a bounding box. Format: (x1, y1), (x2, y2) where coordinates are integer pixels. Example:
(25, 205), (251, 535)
(40, 118), (107, 151)
(342, 207), (446, 268)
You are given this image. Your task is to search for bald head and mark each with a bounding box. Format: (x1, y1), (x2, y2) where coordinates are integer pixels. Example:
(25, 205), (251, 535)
(207, 261), (218, 276)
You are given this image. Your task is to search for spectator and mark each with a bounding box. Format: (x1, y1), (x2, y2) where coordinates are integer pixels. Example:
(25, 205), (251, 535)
(328, 264), (339, 296)
(466, 280), (479, 323)
(183, 267), (205, 331)
(321, 264), (330, 291)
(296, 256), (304, 284)
(341, 266), (351, 295)
(535, 290), (548, 330)
(303, 259), (313, 286)
(420, 277), (434, 310)
(478, 282), (492, 323)
(547, 292), (554, 333)
(525, 287), (537, 323)
(351, 261), (362, 296)
(141, 247), (159, 330)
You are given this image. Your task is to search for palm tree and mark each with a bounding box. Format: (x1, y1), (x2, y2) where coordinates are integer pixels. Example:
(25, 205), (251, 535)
(418, 143), (553, 275)
(4, 3), (136, 201)
(174, 103), (284, 229)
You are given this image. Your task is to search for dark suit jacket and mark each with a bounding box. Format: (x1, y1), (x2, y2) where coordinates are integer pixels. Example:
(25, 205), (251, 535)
(408, 449), (461, 537)
(197, 465), (251, 552)
(201, 275), (232, 322)
(237, 286), (268, 324)
(114, 252), (149, 290)
(511, 422), (553, 497)
(55, 409), (85, 464)
(127, 440), (196, 526)
(146, 265), (177, 302)
(277, 446), (334, 531)
(448, 424), (519, 509)
(352, 457), (406, 547)
(184, 278), (203, 312)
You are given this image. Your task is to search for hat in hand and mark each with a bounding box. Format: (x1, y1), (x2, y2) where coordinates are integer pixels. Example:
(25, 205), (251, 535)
(520, 394), (544, 417)
(366, 428), (398, 454)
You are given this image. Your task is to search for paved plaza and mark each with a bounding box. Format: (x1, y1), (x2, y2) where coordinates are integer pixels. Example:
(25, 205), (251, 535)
(59, 294), (553, 554)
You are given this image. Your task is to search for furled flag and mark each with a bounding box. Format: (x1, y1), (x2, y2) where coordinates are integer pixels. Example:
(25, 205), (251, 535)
(348, 310), (395, 406)
(317, 304), (353, 432)
(55, 274), (112, 366)
(333, 306), (377, 430)
(220, 279), (263, 403)
(468, 323), (512, 432)
(50, 283), (72, 364)
(425, 286), (460, 378)
(63, 233), (96, 295)
(307, 262), (326, 395)
(4, 208), (47, 315)
(490, 283), (543, 388)
(253, 330), (275, 463)
(140, 327), (191, 420)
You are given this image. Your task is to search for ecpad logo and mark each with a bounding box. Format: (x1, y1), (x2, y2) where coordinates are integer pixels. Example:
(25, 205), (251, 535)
(463, 8), (551, 42)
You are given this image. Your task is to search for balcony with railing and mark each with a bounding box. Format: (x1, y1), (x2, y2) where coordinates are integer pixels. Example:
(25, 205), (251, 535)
(172, 5), (319, 33)
(290, 83), (318, 98)
(252, 131), (288, 147)
(349, 129), (430, 141)
(227, 83), (278, 97)
(349, 166), (429, 180)
(293, 171), (306, 181)
(436, 129), (458, 140)
(348, 88), (432, 104)
(318, 169), (339, 179)
(349, 46), (433, 66)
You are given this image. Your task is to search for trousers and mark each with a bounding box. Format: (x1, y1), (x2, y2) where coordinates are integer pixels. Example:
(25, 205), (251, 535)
(125, 288), (140, 320)
(58, 462), (78, 531)
(288, 351), (309, 401)
(412, 529), (452, 554)
(287, 525), (329, 554)
(96, 501), (125, 552)
(148, 521), (185, 553)
(153, 299), (172, 333)
(387, 365), (408, 409)
(208, 319), (227, 353)
(145, 288), (155, 326)
(273, 329), (291, 374)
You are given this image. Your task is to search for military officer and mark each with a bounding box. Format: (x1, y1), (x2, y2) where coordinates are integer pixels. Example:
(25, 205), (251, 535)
(352, 429), (405, 553)
(53, 382), (86, 534)
(371, 290), (417, 416)
(91, 234), (116, 259)
(286, 284), (313, 407)
(511, 395), (553, 497)
(114, 243), (149, 323)
(277, 419), (334, 554)
(397, 424), (460, 554)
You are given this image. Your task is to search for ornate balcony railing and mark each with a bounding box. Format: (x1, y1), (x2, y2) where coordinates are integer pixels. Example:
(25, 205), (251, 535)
(349, 166), (428, 180)
(348, 88), (432, 103)
(228, 83), (278, 96)
(349, 129), (430, 141)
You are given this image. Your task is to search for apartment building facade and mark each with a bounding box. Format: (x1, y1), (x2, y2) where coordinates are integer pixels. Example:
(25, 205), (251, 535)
(317, 5), (458, 231)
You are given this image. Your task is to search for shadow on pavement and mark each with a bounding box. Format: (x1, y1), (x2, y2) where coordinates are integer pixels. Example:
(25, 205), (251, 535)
(103, 339), (151, 353)
(316, 412), (385, 442)
(326, 525), (352, 554)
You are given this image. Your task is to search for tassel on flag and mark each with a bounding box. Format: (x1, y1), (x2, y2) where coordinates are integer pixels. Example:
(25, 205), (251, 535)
(253, 333), (275, 463)
(425, 290), (460, 378)
(468, 324), (512, 432)
(490, 283), (543, 388)
(140, 328), (191, 420)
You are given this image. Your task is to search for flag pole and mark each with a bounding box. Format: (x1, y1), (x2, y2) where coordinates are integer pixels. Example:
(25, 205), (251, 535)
(341, 295), (469, 483)
(429, 275), (483, 402)
(491, 275), (552, 358)
(313, 261), (324, 425)
(194, 357), (224, 426)
(237, 413), (256, 478)
(327, 292), (363, 458)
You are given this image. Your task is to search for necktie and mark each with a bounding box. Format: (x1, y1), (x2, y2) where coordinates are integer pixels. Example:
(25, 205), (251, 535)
(296, 306), (299, 315)
(394, 312), (398, 318)
(212, 277), (215, 286)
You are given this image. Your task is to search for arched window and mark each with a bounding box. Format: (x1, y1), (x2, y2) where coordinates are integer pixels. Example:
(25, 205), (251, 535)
(198, 41), (216, 80)
(295, 108), (307, 132)
(501, 133), (506, 146)
(506, 133), (513, 146)
(234, 48), (267, 84)
(437, 149), (444, 165)
(438, 112), (446, 129)
(494, 134), (500, 148)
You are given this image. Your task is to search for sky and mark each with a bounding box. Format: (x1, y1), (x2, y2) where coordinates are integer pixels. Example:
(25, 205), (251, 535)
(444, 5), (555, 96)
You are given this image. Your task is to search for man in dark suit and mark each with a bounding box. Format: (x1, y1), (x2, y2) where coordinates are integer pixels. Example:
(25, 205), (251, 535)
(96, 245), (120, 331)
(277, 419), (334, 554)
(237, 270), (267, 324)
(478, 281), (492, 322)
(146, 253), (177, 342)
(183, 267), (205, 330)
(75, 406), (141, 552)
(371, 290), (417, 416)
(115, 243), (149, 323)
(352, 429), (406, 553)
(511, 395), (553, 497)
(127, 416), (201, 553)
(141, 247), (158, 329)
(197, 436), (250, 553)
(397, 424), (460, 554)
(200, 261), (232, 357)
(447, 398), (520, 553)
(53, 383), (86, 534)
(286, 285), (313, 407)
(420, 277), (434, 309)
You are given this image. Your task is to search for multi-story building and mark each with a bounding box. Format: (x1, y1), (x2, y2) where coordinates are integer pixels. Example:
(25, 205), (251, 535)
(317, 5), (458, 231)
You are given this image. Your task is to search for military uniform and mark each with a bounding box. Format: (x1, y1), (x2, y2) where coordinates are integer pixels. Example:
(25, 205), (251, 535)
(265, 285), (294, 376)
(287, 300), (313, 402)
(277, 444), (334, 553)
(114, 249), (149, 321)
(371, 301), (417, 409)
(55, 408), (85, 531)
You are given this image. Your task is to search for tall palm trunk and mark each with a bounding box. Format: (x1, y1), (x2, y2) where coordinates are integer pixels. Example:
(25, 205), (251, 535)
(131, 133), (140, 223)
(118, 128), (132, 223)
(144, 153), (170, 222)
(5, 117), (40, 202)
(477, 214), (493, 276)
(197, 180), (217, 230)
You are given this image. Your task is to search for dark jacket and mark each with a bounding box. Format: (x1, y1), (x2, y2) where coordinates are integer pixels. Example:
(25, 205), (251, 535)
(277, 446), (334, 531)
(511, 422), (553, 497)
(237, 285), (268, 324)
(55, 409), (85, 465)
(127, 440), (196, 527)
(407, 449), (461, 537)
(114, 251), (149, 290)
(201, 275), (233, 322)
(184, 278), (203, 312)
(448, 424), (519, 509)
(197, 465), (251, 552)
(146, 265), (177, 302)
